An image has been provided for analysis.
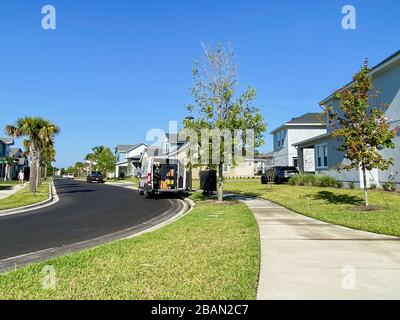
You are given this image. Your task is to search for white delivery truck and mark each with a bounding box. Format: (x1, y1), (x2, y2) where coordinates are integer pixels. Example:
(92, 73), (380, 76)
(138, 149), (191, 199)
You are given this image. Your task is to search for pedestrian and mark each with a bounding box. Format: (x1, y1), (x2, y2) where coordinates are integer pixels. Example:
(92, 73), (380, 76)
(18, 170), (25, 187)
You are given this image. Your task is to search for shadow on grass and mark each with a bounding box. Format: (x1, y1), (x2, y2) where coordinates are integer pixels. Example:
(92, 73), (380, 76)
(308, 191), (364, 205)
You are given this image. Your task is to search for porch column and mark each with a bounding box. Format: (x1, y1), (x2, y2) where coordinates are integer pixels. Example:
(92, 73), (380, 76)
(297, 147), (304, 173)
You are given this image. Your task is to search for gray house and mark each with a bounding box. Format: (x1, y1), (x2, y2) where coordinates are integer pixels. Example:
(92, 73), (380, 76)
(295, 50), (400, 188)
(270, 113), (327, 171)
(115, 143), (148, 178)
(0, 137), (14, 179)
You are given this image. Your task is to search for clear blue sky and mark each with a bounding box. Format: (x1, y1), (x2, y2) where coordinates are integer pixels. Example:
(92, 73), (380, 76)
(0, 0), (399, 168)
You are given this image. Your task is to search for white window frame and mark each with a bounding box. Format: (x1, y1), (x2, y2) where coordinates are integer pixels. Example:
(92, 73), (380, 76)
(316, 144), (328, 169)
(223, 164), (230, 173)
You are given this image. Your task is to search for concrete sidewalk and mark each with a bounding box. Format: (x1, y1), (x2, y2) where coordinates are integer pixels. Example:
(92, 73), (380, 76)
(240, 197), (400, 300)
(0, 184), (23, 200)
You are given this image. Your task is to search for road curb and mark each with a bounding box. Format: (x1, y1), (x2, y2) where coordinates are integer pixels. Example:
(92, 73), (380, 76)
(0, 180), (59, 217)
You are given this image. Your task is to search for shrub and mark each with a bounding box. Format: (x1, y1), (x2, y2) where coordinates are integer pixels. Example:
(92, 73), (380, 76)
(314, 175), (339, 188)
(383, 182), (396, 192)
(289, 174), (316, 186)
(349, 181), (355, 189)
(370, 183), (377, 190)
(119, 172), (126, 180)
(336, 180), (343, 188)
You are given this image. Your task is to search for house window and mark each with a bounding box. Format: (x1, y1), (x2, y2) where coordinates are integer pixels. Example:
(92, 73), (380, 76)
(281, 131), (285, 147)
(165, 143), (171, 154)
(247, 161), (253, 167)
(293, 157), (298, 168)
(223, 164), (230, 173)
(316, 144), (328, 168)
(277, 132), (281, 147)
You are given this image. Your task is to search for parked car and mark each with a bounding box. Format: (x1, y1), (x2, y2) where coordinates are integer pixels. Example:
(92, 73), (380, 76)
(261, 166), (299, 184)
(87, 171), (104, 183)
(63, 173), (75, 179)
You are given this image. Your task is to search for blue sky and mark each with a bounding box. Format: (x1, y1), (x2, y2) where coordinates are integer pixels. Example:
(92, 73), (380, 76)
(0, 0), (399, 168)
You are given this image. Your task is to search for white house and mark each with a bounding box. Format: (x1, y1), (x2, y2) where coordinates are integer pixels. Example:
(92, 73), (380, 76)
(294, 50), (400, 189)
(115, 143), (148, 178)
(270, 113), (327, 172)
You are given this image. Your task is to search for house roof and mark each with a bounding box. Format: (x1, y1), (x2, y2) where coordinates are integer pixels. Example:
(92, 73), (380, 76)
(321, 50), (400, 104)
(115, 143), (146, 153)
(292, 133), (332, 148)
(0, 137), (14, 145)
(8, 147), (22, 158)
(270, 113), (326, 134)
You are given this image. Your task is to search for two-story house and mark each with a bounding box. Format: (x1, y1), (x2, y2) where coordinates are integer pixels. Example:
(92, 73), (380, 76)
(115, 143), (147, 178)
(294, 50), (400, 188)
(0, 137), (14, 179)
(270, 113), (327, 172)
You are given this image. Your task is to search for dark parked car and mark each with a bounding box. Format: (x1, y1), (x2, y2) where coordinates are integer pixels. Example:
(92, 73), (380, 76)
(87, 171), (104, 183)
(261, 166), (299, 184)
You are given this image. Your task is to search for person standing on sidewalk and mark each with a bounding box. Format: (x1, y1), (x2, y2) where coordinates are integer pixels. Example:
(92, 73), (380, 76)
(18, 170), (25, 187)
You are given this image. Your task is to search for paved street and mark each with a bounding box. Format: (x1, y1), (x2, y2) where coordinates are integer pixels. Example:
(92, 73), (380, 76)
(0, 178), (182, 262)
(241, 197), (400, 300)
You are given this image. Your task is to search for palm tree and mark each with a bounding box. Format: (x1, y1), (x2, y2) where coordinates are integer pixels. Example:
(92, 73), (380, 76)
(5, 117), (60, 193)
(41, 145), (56, 180)
(85, 153), (96, 172)
(74, 162), (85, 178)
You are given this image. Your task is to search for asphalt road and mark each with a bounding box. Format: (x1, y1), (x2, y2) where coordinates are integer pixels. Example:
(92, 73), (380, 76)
(0, 178), (181, 261)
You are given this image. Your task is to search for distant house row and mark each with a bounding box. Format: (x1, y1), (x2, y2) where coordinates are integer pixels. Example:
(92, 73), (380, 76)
(0, 137), (29, 180)
(271, 50), (400, 189)
(114, 50), (399, 187)
(114, 133), (272, 180)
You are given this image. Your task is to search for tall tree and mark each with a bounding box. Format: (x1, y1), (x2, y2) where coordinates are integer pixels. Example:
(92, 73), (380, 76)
(321, 60), (397, 207)
(74, 162), (85, 177)
(184, 44), (266, 201)
(41, 144), (56, 179)
(87, 146), (116, 176)
(5, 117), (60, 193)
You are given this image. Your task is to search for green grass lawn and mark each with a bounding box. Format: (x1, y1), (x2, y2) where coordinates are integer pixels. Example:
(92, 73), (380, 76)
(202, 179), (400, 237)
(0, 181), (50, 211)
(0, 200), (259, 300)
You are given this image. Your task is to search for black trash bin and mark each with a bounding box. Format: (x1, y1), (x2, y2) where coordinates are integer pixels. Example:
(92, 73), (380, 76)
(200, 170), (217, 197)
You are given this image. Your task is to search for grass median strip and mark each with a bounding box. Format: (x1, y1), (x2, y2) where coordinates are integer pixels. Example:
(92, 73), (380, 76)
(217, 180), (400, 237)
(0, 200), (260, 300)
(0, 181), (49, 211)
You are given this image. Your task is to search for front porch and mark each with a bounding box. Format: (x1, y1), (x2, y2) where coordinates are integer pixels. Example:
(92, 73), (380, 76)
(115, 156), (141, 178)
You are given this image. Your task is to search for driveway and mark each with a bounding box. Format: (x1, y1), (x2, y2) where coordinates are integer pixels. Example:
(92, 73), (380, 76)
(241, 197), (400, 300)
(0, 178), (185, 270)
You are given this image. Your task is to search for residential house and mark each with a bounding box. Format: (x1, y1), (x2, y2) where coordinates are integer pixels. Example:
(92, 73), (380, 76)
(115, 143), (147, 178)
(8, 147), (29, 180)
(159, 132), (267, 179)
(270, 113), (327, 171)
(294, 50), (400, 188)
(0, 137), (14, 179)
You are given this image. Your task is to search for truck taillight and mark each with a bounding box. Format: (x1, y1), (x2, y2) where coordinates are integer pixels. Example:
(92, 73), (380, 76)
(147, 173), (152, 184)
